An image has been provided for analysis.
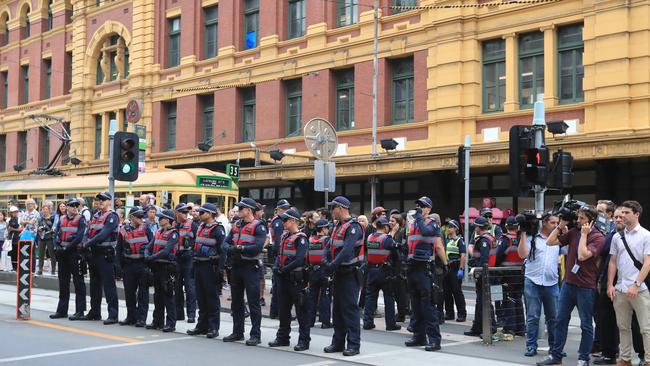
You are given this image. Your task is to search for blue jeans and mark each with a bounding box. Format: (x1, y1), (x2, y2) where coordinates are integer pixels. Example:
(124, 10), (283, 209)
(551, 282), (596, 362)
(524, 278), (558, 349)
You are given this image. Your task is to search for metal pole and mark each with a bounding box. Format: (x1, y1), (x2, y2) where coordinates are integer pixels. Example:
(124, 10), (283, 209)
(370, 0), (379, 210)
(481, 264), (493, 345)
(463, 135), (471, 275)
(532, 93), (546, 214)
(108, 120), (117, 211)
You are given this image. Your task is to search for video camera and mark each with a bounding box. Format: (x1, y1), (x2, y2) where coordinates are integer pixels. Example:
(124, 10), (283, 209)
(515, 210), (541, 235)
(551, 198), (610, 235)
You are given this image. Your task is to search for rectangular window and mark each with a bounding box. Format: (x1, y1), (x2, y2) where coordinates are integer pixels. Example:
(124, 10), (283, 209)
(200, 95), (214, 142)
(65, 52), (73, 93)
(335, 68), (354, 131)
(21, 65), (29, 104)
(519, 31), (544, 108)
(287, 0), (306, 39)
(337, 0), (358, 27)
(244, 0), (259, 49)
(204, 6), (218, 59)
(558, 24), (584, 104)
(43, 59), (52, 100)
(168, 17), (181, 67)
(18, 131), (27, 166)
(94, 115), (102, 159)
(242, 87), (256, 142)
(482, 39), (505, 113)
(1, 71), (7, 108)
(42, 129), (50, 165)
(392, 0), (417, 14)
(285, 79), (302, 136)
(0, 134), (5, 172)
(166, 102), (177, 151)
(391, 57), (414, 124)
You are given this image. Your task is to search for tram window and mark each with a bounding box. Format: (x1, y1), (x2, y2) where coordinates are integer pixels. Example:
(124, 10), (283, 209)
(249, 189), (260, 200)
(206, 195), (225, 210)
(278, 187), (291, 199)
(179, 194), (202, 205)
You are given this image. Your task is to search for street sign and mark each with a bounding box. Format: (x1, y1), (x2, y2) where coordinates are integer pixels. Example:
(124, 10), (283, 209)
(135, 124), (146, 173)
(226, 163), (240, 179)
(304, 118), (338, 160)
(16, 241), (32, 320)
(314, 160), (335, 192)
(125, 99), (143, 124)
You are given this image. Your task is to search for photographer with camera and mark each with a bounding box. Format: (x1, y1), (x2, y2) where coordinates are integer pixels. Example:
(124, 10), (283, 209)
(537, 205), (605, 366)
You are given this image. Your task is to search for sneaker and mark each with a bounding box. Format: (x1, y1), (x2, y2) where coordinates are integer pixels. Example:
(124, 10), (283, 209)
(536, 356), (562, 366)
(525, 346), (538, 357)
(576, 361), (589, 366)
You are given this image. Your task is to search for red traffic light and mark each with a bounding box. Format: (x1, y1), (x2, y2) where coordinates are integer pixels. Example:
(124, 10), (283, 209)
(120, 138), (135, 150)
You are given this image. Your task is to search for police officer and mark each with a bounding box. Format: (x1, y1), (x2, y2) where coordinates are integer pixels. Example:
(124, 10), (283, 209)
(81, 192), (119, 324)
(478, 208), (503, 240)
(145, 209), (178, 333)
(268, 209), (310, 351)
(405, 196), (447, 352)
(363, 217), (401, 331)
(442, 219), (467, 322)
(188, 203), (225, 339)
(116, 206), (152, 327)
(464, 216), (498, 337)
(307, 219), (332, 329)
(50, 198), (87, 320)
(269, 199), (291, 319)
(495, 216), (525, 336)
(322, 196), (363, 357)
(174, 203), (198, 324)
(222, 197), (266, 346)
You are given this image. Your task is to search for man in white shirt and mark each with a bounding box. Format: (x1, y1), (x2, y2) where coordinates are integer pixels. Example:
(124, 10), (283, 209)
(215, 207), (231, 236)
(608, 200), (650, 366)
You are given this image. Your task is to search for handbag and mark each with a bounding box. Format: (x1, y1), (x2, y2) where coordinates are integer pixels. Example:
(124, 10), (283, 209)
(619, 231), (650, 289)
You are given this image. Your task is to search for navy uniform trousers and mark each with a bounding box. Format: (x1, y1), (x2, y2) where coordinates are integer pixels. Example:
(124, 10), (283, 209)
(194, 260), (221, 332)
(407, 263), (441, 345)
(122, 259), (149, 323)
(55, 251), (86, 315)
(276, 272), (310, 345)
(175, 252), (197, 320)
(331, 267), (361, 351)
(230, 261), (262, 338)
(308, 266), (331, 326)
(363, 265), (397, 327)
(152, 262), (176, 327)
(88, 247), (118, 319)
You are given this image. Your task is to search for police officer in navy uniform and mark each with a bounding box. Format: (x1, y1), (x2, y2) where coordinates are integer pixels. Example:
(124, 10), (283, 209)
(464, 216), (498, 337)
(116, 206), (152, 327)
(174, 203), (198, 324)
(307, 219), (332, 329)
(50, 198), (87, 320)
(363, 216), (401, 331)
(145, 209), (179, 333)
(322, 196), (364, 357)
(187, 203), (225, 339)
(269, 199), (291, 319)
(405, 196), (448, 352)
(268, 209), (311, 351)
(495, 216), (525, 336)
(222, 197), (266, 346)
(81, 192), (119, 324)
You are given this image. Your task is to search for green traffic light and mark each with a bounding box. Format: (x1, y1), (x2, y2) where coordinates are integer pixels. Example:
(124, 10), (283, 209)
(122, 164), (132, 174)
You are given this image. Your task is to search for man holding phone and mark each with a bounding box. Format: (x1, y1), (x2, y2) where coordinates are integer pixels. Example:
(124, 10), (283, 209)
(537, 205), (605, 366)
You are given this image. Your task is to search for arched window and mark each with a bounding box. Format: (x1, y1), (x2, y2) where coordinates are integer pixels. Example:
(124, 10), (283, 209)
(19, 4), (31, 39)
(0, 13), (9, 46)
(96, 34), (129, 84)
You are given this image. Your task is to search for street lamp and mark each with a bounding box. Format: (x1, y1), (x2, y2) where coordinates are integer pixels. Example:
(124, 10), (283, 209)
(269, 149), (285, 162)
(380, 138), (399, 151)
(198, 137), (215, 152)
(546, 120), (569, 135)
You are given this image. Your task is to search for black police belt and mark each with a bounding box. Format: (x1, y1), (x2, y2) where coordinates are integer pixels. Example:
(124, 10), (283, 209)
(407, 260), (432, 270)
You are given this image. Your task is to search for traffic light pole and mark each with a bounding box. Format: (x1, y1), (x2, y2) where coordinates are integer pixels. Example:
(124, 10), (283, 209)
(108, 121), (117, 211)
(532, 94), (546, 214)
(463, 135), (471, 276)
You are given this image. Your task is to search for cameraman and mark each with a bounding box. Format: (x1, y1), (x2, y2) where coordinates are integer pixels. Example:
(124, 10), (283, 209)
(537, 205), (605, 366)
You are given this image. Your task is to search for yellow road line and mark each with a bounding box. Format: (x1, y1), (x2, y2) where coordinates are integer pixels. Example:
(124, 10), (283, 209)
(26, 320), (139, 343)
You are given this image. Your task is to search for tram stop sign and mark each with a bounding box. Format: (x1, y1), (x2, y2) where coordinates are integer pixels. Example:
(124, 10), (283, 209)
(226, 163), (240, 180)
(314, 160), (335, 192)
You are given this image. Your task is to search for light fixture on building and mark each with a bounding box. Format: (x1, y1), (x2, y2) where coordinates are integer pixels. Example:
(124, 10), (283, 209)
(269, 149), (285, 162)
(547, 120), (569, 135)
(13, 163), (25, 172)
(198, 137), (215, 152)
(380, 138), (399, 151)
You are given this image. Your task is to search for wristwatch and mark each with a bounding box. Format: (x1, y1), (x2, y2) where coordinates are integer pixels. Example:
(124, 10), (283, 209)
(634, 280), (642, 287)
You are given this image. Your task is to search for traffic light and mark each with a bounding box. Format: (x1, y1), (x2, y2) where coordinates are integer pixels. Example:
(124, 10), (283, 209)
(456, 146), (466, 181)
(549, 150), (573, 190)
(509, 125), (534, 194)
(112, 131), (139, 182)
(523, 146), (549, 186)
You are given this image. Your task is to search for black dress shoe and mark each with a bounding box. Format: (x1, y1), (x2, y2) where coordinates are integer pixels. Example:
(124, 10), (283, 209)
(456, 316), (466, 322)
(463, 330), (482, 337)
(362, 323), (375, 330)
(146, 323), (163, 330)
(162, 326), (176, 333)
(119, 319), (136, 326)
(103, 318), (118, 325)
(343, 349), (360, 356)
(223, 334), (244, 342)
(268, 339), (290, 347)
(294, 343), (309, 352)
(405, 338), (427, 347)
(206, 330), (218, 339)
(323, 345), (344, 353)
(135, 320), (146, 328)
(407, 326), (414, 333)
(593, 357), (616, 365)
(386, 324), (402, 331)
(49, 313), (67, 319)
(425, 343), (441, 352)
(245, 337), (261, 346)
(187, 328), (208, 336)
(320, 322), (333, 329)
(79, 313), (102, 321)
(68, 312), (84, 321)
(187, 318), (195, 324)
